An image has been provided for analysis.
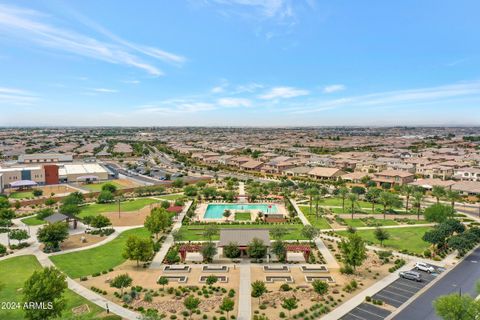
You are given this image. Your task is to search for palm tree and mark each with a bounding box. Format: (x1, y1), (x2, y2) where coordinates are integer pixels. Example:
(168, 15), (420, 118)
(412, 192), (424, 220)
(307, 187), (319, 216)
(445, 190), (462, 210)
(402, 185), (414, 213)
(348, 193), (358, 219)
(338, 187), (349, 213)
(431, 186), (446, 204)
(365, 188), (381, 214)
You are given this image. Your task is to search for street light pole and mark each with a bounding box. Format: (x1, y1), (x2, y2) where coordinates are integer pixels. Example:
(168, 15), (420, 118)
(118, 198), (121, 219)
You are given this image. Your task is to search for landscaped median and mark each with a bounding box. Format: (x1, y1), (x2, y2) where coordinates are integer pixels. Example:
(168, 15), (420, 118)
(0, 255), (106, 320)
(50, 227), (151, 278)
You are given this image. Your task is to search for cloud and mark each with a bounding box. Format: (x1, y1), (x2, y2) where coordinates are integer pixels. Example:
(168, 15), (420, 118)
(0, 4), (185, 76)
(0, 87), (38, 105)
(259, 86), (309, 99)
(217, 97), (252, 107)
(211, 86), (225, 93)
(323, 84), (345, 93)
(123, 80), (140, 84)
(234, 83), (264, 93)
(92, 88), (118, 93)
(289, 81), (480, 114)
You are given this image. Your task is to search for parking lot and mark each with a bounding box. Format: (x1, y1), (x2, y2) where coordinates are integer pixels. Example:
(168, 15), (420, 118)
(341, 264), (442, 320)
(341, 303), (392, 320)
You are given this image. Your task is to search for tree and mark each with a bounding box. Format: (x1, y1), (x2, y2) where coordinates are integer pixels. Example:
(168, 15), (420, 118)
(445, 190), (462, 210)
(270, 226), (288, 240)
(402, 185), (414, 213)
(90, 215), (111, 229)
(201, 242), (217, 262)
(433, 293), (480, 320)
(110, 273), (132, 296)
(122, 236), (154, 266)
(307, 187), (319, 216)
(33, 189), (43, 197)
(37, 222), (69, 252)
(206, 275), (218, 286)
(22, 266), (67, 320)
(62, 192), (84, 206)
(424, 204), (455, 223)
(282, 297), (298, 319)
(301, 225), (319, 244)
(202, 224), (219, 242)
(171, 230), (183, 243)
(378, 191), (402, 219)
(9, 229), (29, 245)
(339, 233), (367, 271)
(202, 186), (218, 199)
(223, 209), (232, 221)
(224, 242), (241, 259)
(374, 227), (390, 246)
(432, 186), (446, 204)
(101, 182), (118, 193)
(338, 187), (349, 213)
(271, 240), (286, 262)
(145, 207), (172, 239)
(412, 192), (424, 220)
(247, 238), (267, 259)
(251, 281), (267, 304)
(172, 178), (184, 188)
(157, 276), (169, 289)
(183, 185), (198, 196)
(97, 190), (114, 203)
(220, 297), (235, 319)
(184, 295), (200, 320)
(59, 203), (80, 218)
(311, 280), (329, 300)
(348, 193), (358, 219)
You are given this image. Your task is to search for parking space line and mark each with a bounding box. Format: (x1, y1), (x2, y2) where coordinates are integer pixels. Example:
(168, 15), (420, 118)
(389, 284), (418, 294)
(381, 288), (412, 300)
(356, 306), (387, 319)
(374, 293), (405, 305)
(350, 308), (384, 320)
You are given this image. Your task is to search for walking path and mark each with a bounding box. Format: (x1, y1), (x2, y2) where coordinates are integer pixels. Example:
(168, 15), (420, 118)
(238, 182), (247, 203)
(150, 200), (192, 269)
(290, 198), (340, 268)
(238, 262), (252, 320)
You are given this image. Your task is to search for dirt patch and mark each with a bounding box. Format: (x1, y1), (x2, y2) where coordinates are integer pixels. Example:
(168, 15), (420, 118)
(60, 233), (106, 251)
(39, 185), (78, 196)
(115, 179), (142, 188)
(102, 203), (160, 226)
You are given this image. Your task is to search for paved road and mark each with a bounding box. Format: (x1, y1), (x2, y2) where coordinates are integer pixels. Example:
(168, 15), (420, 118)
(393, 246), (480, 320)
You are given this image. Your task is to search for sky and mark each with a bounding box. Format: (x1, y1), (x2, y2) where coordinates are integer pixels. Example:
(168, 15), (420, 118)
(0, 0), (479, 127)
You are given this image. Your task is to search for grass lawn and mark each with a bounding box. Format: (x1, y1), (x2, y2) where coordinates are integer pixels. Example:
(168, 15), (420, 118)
(0, 255), (104, 320)
(336, 226), (432, 254)
(341, 218), (399, 228)
(157, 193), (185, 200)
(178, 224), (307, 241)
(299, 206), (331, 229)
(79, 198), (159, 218)
(81, 181), (124, 192)
(21, 215), (46, 226)
(234, 212), (251, 221)
(9, 191), (35, 199)
(50, 227), (150, 278)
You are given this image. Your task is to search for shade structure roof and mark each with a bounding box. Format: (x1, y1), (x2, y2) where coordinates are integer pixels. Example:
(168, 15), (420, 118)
(218, 229), (270, 247)
(44, 213), (69, 224)
(10, 180), (38, 188)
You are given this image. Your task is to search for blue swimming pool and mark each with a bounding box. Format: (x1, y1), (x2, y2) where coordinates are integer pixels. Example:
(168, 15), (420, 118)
(203, 204), (278, 219)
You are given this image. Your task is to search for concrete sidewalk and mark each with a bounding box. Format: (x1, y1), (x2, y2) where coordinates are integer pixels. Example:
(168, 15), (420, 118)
(150, 201), (192, 269)
(237, 262), (252, 320)
(291, 198), (340, 268)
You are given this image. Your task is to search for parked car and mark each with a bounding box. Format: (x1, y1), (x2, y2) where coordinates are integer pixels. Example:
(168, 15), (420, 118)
(415, 262), (435, 273)
(399, 271), (422, 282)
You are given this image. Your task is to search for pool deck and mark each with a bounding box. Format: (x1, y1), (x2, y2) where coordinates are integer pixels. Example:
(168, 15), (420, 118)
(195, 202), (288, 222)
